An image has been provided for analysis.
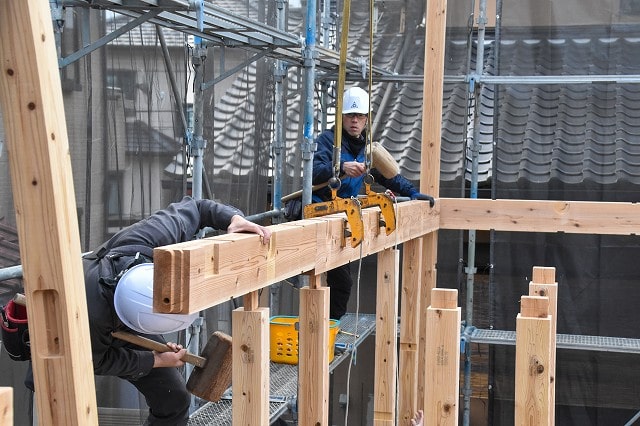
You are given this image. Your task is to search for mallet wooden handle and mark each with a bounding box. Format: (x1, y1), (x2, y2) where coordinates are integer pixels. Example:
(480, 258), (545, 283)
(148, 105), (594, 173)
(111, 331), (207, 368)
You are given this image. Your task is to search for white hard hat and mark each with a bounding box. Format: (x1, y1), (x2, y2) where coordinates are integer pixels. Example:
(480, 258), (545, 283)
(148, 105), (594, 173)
(114, 263), (198, 335)
(342, 87), (370, 115)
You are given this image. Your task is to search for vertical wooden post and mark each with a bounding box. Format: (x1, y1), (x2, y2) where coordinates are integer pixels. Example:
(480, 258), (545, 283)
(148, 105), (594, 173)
(374, 248), (400, 425)
(418, 0), (447, 404)
(0, 387), (12, 426)
(298, 274), (330, 426)
(232, 306), (270, 425)
(418, 233), (438, 406)
(424, 288), (461, 426)
(0, 1), (98, 424)
(529, 267), (557, 425)
(514, 296), (552, 426)
(399, 239), (422, 424)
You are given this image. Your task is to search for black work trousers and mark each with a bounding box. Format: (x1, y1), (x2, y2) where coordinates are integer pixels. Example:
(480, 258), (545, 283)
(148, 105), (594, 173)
(327, 263), (353, 320)
(126, 365), (190, 425)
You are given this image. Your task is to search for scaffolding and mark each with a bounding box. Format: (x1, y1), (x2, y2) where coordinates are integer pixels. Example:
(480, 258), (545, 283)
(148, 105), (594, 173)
(3, 0), (640, 424)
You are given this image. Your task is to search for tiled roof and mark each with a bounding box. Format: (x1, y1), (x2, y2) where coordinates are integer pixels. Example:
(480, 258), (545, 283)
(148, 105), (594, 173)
(125, 1), (640, 190)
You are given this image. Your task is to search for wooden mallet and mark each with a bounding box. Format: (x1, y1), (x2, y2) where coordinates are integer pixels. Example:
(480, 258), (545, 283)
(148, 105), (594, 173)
(112, 330), (233, 402)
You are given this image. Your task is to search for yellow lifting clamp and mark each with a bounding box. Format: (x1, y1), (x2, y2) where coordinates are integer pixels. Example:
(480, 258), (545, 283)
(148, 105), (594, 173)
(303, 185), (364, 248)
(357, 178), (397, 236)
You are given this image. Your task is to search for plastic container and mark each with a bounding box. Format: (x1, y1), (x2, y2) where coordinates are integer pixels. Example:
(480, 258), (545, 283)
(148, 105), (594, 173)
(270, 315), (340, 364)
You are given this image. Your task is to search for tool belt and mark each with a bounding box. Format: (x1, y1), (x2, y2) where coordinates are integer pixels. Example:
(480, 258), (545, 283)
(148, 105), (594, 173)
(1, 299), (30, 361)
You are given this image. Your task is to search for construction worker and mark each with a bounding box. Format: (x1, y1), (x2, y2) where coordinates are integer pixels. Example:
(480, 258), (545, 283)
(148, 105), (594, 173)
(26, 196), (271, 425)
(312, 86), (434, 319)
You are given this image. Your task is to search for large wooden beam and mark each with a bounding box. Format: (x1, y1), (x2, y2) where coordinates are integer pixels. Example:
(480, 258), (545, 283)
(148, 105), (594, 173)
(0, 1), (98, 424)
(440, 198), (640, 234)
(529, 267), (558, 425)
(154, 201), (437, 314)
(514, 296), (552, 426)
(424, 288), (460, 426)
(232, 306), (269, 425)
(373, 249), (400, 425)
(0, 387), (12, 426)
(398, 238), (422, 424)
(298, 278), (330, 426)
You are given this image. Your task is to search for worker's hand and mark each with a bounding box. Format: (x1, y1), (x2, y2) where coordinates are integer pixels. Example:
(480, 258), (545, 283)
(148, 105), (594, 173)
(410, 409), (424, 426)
(228, 215), (272, 245)
(411, 192), (435, 207)
(342, 161), (366, 177)
(152, 342), (186, 368)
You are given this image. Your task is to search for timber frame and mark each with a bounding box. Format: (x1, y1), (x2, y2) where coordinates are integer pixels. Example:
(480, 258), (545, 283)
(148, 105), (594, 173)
(3, 0), (640, 425)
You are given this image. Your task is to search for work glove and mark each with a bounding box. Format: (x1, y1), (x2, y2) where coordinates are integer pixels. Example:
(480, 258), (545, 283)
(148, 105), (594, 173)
(411, 192), (435, 207)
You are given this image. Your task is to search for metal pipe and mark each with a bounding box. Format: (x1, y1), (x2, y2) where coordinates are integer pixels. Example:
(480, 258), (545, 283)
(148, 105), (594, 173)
(463, 0), (487, 424)
(301, 0), (317, 208)
(191, 0), (206, 202)
(272, 0), (287, 216)
(156, 26), (189, 139)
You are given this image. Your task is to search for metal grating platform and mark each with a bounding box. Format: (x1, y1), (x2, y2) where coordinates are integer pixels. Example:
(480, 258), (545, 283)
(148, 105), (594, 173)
(466, 328), (640, 354)
(188, 313), (376, 425)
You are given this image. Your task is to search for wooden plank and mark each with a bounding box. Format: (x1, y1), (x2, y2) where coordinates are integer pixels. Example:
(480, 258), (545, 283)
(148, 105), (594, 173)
(154, 201), (437, 314)
(515, 296), (551, 426)
(0, 1), (98, 424)
(298, 283), (330, 426)
(232, 307), (269, 426)
(0, 387), (12, 426)
(424, 288), (460, 426)
(439, 198), (640, 235)
(418, 232), (438, 407)
(420, 0), (446, 198)
(529, 267), (557, 426)
(398, 238), (422, 424)
(374, 249), (400, 425)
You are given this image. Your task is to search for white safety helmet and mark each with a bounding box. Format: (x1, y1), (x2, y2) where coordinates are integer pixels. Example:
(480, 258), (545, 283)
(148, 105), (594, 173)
(342, 87), (370, 115)
(114, 263), (198, 335)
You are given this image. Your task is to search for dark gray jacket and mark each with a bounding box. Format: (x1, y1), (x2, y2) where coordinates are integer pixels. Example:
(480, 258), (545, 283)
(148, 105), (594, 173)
(83, 196), (243, 379)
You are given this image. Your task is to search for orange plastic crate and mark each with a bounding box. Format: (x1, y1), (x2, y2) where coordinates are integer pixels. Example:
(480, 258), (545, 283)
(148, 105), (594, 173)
(270, 316), (340, 365)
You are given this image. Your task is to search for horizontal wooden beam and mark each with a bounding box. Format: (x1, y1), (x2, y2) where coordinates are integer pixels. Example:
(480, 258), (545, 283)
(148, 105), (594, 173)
(439, 198), (640, 235)
(154, 200), (437, 313)
(154, 197), (640, 314)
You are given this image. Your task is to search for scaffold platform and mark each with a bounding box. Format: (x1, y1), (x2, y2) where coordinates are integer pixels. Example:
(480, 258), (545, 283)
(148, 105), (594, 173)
(466, 327), (640, 354)
(187, 313), (376, 425)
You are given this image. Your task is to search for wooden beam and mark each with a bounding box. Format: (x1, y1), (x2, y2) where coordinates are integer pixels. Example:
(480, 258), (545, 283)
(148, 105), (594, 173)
(514, 296), (552, 426)
(374, 249), (400, 425)
(298, 281), (330, 426)
(418, 232), (438, 407)
(398, 238), (422, 424)
(232, 307), (269, 425)
(154, 201), (437, 314)
(0, 387), (12, 426)
(439, 198), (640, 235)
(529, 267), (557, 426)
(0, 1), (98, 424)
(424, 288), (460, 426)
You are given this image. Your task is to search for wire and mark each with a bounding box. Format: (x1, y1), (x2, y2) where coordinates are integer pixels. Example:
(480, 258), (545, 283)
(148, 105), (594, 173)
(343, 235), (363, 425)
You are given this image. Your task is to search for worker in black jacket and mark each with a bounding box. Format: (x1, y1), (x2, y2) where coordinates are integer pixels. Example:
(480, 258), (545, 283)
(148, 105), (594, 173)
(81, 196), (271, 425)
(312, 87), (434, 319)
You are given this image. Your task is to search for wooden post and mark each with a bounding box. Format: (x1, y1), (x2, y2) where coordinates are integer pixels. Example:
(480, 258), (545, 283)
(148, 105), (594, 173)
(374, 249), (400, 425)
(418, 233), (438, 406)
(424, 288), (461, 426)
(0, 1), (98, 424)
(298, 274), (330, 426)
(419, 0), (447, 401)
(0, 387), (12, 426)
(529, 267), (557, 425)
(514, 296), (552, 426)
(232, 306), (269, 425)
(399, 239), (422, 424)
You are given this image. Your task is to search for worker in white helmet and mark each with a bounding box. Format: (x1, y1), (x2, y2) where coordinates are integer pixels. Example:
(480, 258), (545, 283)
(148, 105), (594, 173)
(312, 86), (434, 319)
(25, 196), (270, 426)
